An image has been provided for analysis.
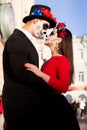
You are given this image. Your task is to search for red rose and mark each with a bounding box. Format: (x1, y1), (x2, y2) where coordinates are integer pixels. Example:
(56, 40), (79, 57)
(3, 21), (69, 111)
(59, 30), (67, 38)
(57, 22), (67, 38)
(58, 22), (66, 28)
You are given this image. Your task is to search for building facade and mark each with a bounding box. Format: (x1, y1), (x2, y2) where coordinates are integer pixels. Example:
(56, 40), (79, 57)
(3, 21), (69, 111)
(65, 36), (87, 101)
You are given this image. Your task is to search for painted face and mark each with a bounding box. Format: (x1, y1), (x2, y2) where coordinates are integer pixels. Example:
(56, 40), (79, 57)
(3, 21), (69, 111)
(33, 20), (50, 38)
(44, 28), (58, 46)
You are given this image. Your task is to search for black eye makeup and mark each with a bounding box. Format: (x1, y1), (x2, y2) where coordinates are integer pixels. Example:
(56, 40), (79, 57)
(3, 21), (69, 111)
(50, 31), (54, 35)
(43, 24), (49, 30)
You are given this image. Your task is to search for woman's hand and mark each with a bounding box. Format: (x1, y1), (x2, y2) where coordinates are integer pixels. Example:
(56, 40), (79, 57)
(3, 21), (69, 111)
(24, 63), (50, 83)
(24, 63), (42, 77)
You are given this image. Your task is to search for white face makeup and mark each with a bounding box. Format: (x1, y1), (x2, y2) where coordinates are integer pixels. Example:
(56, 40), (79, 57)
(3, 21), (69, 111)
(42, 28), (53, 40)
(45, 28), (58, 45)
(33, 20), (50, 38)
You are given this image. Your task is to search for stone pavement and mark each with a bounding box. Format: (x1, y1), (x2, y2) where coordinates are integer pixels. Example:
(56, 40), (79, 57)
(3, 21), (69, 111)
(78, 114), (87, 130)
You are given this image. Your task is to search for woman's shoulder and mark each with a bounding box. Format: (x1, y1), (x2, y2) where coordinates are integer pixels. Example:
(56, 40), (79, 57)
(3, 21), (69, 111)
(52, 56), (70, 67)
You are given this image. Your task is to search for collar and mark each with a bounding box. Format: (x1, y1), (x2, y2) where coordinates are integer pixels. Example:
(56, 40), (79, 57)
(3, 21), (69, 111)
(17, 28), (38, 51)
(18, 28), (35, 42)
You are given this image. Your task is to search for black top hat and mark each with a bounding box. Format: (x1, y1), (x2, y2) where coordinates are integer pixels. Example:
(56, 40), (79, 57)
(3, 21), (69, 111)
(22, 4), (57, 28)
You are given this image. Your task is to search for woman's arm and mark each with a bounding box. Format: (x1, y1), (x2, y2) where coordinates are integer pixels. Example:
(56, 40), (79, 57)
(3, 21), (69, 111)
(24, 63), (50, 83)
(68, 86), (87, 91)
(24, 59), (70, 93)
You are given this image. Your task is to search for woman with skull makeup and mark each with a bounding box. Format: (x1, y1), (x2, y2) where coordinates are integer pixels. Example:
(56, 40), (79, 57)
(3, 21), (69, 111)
(24, 23), (80, 130)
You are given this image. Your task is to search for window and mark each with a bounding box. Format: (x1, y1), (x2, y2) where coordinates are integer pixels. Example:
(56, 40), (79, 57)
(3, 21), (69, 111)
(78, 49), (83, 59)
(79, 71), (84, 81)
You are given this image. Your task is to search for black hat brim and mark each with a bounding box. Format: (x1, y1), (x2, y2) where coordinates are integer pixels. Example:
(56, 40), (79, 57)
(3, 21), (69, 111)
(22, 15), (56, 28)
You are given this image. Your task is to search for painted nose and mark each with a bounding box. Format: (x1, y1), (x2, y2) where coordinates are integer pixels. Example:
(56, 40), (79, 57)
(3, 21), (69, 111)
(43, 32), (48, 37)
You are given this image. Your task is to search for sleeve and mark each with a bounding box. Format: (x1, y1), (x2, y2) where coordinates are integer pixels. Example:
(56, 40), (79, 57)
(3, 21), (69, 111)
(48, 57), (70, 93)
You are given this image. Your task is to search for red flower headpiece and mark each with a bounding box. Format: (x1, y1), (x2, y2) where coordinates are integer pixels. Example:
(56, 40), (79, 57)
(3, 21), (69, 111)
(57, 22), (67, 38)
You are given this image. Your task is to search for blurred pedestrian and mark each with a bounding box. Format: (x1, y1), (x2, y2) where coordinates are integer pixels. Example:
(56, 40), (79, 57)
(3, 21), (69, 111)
(80, 98), (86, 119)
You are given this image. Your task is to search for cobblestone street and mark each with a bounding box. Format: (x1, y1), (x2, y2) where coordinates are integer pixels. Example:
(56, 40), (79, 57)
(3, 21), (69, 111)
(78, 114), (87, 130)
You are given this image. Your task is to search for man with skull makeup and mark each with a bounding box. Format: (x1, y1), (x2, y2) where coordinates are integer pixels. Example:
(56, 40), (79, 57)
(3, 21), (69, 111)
(2, 4), (57, 130)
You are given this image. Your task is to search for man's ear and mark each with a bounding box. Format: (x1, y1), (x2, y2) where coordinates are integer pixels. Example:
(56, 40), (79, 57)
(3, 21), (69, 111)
(33, 19), (39, 24)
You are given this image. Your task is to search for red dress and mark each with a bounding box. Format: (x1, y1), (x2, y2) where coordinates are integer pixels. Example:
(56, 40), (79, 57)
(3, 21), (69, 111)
(41, 56), (80, 130)
(41, 56), (70, 93)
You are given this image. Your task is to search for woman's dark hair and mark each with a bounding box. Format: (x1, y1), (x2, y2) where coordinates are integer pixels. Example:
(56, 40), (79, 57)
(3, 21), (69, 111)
(57, 28), (74, 84)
